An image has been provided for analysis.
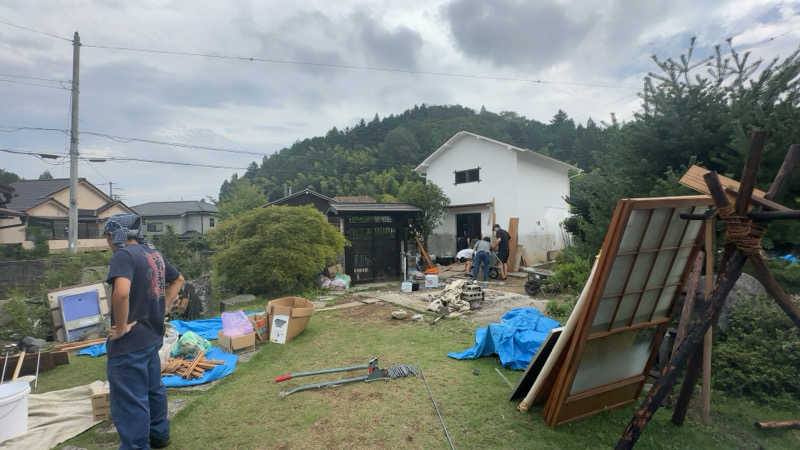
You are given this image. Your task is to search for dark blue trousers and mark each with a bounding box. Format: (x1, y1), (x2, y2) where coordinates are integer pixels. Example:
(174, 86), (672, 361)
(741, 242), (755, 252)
(472, 250), (490, 281)
(107, 343), (169, 450)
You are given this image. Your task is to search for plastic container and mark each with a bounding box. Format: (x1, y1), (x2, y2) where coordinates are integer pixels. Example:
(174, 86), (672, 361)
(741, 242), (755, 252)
(425, 274), (439, 288)
(0, 381), (31, 443)
(401, 280), (413, 293)
(158, 324), (179, 369)
(221, 310), (254, 337)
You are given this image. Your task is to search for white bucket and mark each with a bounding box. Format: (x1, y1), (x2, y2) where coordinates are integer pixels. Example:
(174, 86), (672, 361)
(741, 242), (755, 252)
(424, 274), (439, 288)
(401, 280), (413, 293)
(0, 381), (30, 443)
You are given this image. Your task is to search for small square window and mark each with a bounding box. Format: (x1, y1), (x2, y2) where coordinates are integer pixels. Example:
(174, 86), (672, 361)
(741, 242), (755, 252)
(455, 168), (480, 184)
(147, 222), (164, 233)
(209, 217), (215, 228)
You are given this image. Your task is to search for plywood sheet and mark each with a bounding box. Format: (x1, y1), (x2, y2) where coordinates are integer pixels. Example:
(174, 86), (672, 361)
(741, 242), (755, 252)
(680, 165), (766, 206)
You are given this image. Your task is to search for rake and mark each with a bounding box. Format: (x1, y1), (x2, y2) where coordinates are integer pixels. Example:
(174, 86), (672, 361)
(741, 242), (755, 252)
(276, 357), (416, 398)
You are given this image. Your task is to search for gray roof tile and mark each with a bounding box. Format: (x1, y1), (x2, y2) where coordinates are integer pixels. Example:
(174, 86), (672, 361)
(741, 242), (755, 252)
(133, 200), (219, 216)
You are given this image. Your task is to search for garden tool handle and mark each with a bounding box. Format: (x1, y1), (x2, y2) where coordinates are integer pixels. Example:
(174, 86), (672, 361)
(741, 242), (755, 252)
(275, 374), (292, 382)
(11, 350), (25, 381)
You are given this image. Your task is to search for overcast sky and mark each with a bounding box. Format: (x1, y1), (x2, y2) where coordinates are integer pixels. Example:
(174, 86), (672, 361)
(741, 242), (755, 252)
(1, 0), (798, 205)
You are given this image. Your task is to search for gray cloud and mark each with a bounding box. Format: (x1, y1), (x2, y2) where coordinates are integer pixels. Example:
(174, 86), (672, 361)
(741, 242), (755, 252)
(443, 0), (597, 69)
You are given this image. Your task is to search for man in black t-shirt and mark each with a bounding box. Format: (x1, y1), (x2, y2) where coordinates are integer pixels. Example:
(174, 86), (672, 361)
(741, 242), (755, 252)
(103, 214), (184, 449)
(493, 224), (511, 280)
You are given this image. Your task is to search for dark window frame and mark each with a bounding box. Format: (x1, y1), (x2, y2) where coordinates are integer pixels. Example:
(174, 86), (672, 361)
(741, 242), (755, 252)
(454, 167), (480, 185)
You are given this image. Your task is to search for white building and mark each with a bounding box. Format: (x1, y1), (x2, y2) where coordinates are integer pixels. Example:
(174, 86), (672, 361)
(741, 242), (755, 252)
(132, 200), (218, 238)
(414, 131), (577, 263)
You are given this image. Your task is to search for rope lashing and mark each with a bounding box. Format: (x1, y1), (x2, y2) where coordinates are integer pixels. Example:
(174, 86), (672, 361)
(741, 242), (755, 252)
(717, 205), (767, 256)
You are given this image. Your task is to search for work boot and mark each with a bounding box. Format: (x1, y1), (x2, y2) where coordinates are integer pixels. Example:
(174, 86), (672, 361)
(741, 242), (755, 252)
(150, 435), (171, 448)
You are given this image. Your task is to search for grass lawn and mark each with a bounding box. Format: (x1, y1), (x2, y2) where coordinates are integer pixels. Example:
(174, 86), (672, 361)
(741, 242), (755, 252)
(45, 302), (799, 449)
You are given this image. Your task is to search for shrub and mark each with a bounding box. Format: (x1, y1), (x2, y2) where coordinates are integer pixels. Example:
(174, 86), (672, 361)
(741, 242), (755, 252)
(546, 297), (576, 324)
(765, 259), (800, 294)
(549, 247), (591, 293)
(1, 294), (52, 340)
(208, 205), (346, 296)
(713, 295), (800, 404)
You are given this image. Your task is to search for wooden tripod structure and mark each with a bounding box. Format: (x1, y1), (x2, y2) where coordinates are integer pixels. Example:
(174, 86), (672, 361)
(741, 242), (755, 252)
(616, 131), (800, 449)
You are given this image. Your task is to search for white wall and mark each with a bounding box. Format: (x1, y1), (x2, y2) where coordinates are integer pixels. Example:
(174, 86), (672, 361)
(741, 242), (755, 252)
(144, 214), (216, 236)
(423, 134), (572, 262)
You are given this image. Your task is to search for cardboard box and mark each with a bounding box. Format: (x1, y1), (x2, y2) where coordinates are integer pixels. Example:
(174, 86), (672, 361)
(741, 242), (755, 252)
(247, 313), (269, 343)
(266, 297), (314, 344)
(90, 381), (111, 421)
(217, 330), (256, 353)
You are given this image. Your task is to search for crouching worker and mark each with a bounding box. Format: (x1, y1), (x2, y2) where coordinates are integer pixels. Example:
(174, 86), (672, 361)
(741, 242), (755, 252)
(103, 214), (184, 449)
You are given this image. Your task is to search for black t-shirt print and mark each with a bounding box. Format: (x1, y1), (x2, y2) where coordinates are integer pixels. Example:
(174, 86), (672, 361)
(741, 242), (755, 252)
(106, 244), (179, 358)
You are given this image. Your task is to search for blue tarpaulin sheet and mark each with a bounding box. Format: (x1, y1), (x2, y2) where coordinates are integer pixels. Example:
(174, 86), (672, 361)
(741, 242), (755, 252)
(78, 344), (238, 386)
(447, 307), (560, 370)
(780, 254), (798, 263)
(169, 311), (259, 340)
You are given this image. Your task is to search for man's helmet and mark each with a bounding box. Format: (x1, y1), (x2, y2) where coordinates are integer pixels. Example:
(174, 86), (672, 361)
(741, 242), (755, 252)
(103, 213), (144, 247)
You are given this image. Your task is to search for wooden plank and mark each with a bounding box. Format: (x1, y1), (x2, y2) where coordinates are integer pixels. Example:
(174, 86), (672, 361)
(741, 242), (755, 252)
(702, 218), (714, 425)
(672, 252), (704, 355)
(735, 130), (767, 215)
(755, 420), (800, 430)
(508, 217), (520, 272)
(765, 144), (800, 201)
(509, 327), (562, 401)
(679, 165), (785, 210)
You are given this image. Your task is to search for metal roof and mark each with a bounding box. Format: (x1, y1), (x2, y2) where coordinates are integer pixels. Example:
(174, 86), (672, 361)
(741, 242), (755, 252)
(264, 188), (335, 207)
(133, 200), (219, 217)
(6, 178), (72, 211)
(327, 202), (422, 214)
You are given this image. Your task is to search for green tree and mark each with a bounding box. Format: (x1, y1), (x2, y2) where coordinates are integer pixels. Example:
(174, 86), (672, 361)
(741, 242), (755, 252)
(208, 205), (346, 296)
(217, 179), (268, 220)
(0, 168), (20, 184)
(38, 170), (54, 180)
(397, 180), (449, 244)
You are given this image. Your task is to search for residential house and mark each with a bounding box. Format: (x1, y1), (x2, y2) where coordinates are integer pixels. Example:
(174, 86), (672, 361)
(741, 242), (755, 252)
(266, 189), (421, 283)
(133, 200), (219, 238)
(0, 178), (135, 251)
(414, 131), (577, 263)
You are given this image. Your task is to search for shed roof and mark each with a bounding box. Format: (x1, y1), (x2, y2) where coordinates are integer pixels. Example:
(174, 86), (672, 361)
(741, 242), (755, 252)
(327, 202), (422, 214)
(265, 188), (335, 207)
(133, 200), (219, 217)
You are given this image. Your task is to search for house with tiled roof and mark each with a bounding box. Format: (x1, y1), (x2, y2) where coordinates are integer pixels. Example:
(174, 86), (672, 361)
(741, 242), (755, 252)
(0, 178), (135, 251)
(132, 200), (219, 237)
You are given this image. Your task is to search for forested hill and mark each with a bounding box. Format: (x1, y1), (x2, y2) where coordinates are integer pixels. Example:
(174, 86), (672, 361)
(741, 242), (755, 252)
(219, 104), (603, 202)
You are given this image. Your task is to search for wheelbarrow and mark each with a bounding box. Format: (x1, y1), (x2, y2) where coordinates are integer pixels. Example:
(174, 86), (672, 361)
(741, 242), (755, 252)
(522, 265), (554, 296)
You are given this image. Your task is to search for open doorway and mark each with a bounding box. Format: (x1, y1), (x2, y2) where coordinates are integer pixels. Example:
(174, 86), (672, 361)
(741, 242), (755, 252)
(456, 213), (482, 251)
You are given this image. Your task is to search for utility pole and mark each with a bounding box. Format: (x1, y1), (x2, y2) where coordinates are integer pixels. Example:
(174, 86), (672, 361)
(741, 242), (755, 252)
(68, 32), (80, 253)
(108, 181), (113, 199)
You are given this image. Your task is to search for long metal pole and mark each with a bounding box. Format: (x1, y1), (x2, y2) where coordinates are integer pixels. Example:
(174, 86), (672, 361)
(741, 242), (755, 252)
(68, 32), (80, 253)
(420, 367), (455, 450)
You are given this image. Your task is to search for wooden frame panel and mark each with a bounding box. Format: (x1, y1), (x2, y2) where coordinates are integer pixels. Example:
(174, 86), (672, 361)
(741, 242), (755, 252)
(541, 195), (711, 426)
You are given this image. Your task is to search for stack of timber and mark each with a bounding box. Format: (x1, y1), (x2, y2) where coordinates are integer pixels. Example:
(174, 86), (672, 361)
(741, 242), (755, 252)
(161, 351), (224, 379)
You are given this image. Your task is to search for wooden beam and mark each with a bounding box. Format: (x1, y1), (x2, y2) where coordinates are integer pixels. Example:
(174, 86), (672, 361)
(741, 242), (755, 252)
(755, 420), (800, 430)
(735, 130), (767, 215)
(749, 256), (800, 330)
(671, 348), (702, 425)
(672, 252), (704, 356)
(508, 217), (520, 272)
(702, 217), (714, 425)
(765, 144), (800, 201)
(748, 210), (800, 220)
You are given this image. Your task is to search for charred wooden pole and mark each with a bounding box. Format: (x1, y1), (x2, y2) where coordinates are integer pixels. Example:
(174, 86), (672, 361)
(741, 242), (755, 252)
(617, 132), (800, 449)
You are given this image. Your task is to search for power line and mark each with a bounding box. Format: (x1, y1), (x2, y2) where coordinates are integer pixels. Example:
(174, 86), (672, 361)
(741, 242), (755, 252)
(0, 18), (73, 42)
(0, 77), (69, 90)
(1, 147), (248, 170)
(0, 72), (70, 83)
(81, 131), (270, 156)
(81, 42), (636, 90)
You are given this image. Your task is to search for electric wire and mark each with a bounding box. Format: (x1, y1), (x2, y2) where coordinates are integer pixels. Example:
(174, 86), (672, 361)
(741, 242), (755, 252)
(0, 18), (73, 41)
(0, 73), (70, 83)
(0, 78), (69, 90)
(81, 42), (635, 90)
(1, 147), (248, 170)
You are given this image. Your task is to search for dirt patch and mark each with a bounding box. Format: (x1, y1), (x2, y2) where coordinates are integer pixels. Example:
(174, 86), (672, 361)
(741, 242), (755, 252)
(333, 303), (418, 326)
(329, 294), (367, 306)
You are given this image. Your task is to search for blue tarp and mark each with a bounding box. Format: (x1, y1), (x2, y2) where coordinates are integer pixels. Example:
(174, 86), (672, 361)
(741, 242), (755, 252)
(447, 307), (560, 370)
(780, 254), (798, 263)
(169, 311), (259, 340)
(79, 344), (238, 386)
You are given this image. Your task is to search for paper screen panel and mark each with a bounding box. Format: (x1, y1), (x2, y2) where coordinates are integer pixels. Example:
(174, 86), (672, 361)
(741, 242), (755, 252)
(666, 246), (693, 284)
(626, 253), (655, 291)
(640, 208), (671, 250)
(618, 209), (650, 253)
(681, 207), (704, 244)
(661, 208), (691, 248)
(646, 250), (675, 288)
(569, 328), (655, 394)
(601, 255), (634, 297)
(632, 290), (660, 324)
(611, 293), (641, 328)
(652, 285), (678, 319)
(591, 297), (619, 333)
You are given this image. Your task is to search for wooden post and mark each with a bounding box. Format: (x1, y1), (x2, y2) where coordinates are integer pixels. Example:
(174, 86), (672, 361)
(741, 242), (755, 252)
(702, 217), (713, 424)
(508, 217), (520, 272)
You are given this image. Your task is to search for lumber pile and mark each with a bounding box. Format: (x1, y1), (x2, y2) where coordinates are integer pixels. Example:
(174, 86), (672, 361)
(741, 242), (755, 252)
(160, 351), (224, 379)
(52, 337), (107, 351)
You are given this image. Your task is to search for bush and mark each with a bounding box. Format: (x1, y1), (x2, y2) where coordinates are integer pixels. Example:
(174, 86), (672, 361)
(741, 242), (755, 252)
(546, 297), (576, 324)
(208, 205), (346, 296)
(549, 247), (591, 293)
(765, 259), (800, 294)
(713, 295), (800, 404)
(152, 227), (210, 279)
(0, 294), (52, 340)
